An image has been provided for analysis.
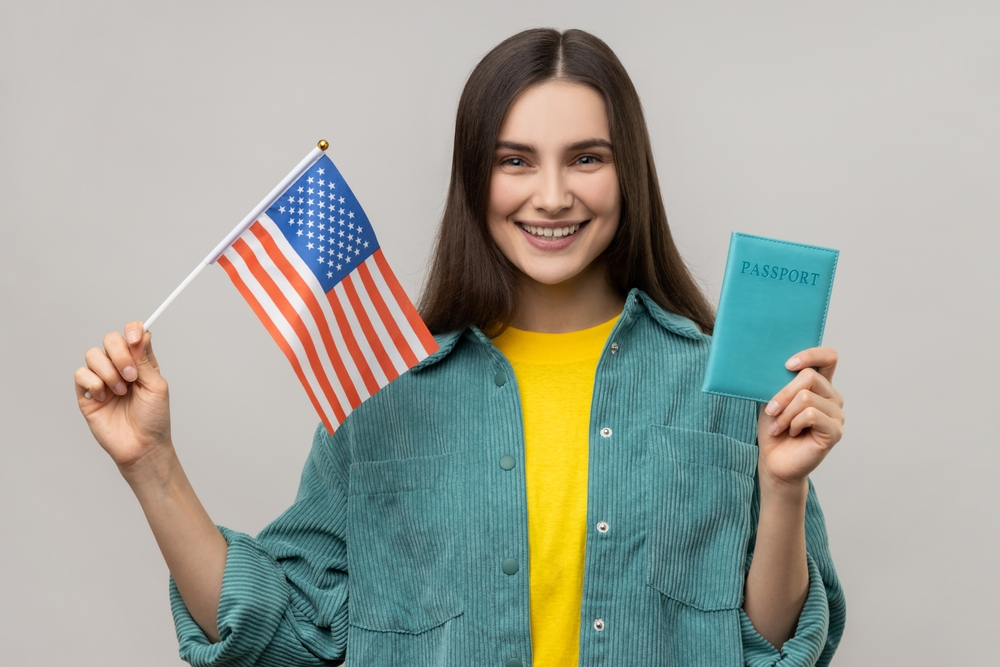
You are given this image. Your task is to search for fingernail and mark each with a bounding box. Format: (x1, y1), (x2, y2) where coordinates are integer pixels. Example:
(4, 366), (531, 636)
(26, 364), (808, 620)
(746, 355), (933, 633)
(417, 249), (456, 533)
(765, 400), (780, 416)
(768, 422), (780, 435)
(127, 330), (140, 344)
(786, 356), (801, 369)
(123, 366), (137, 381)
(84, 390), (92, 399)
(114, 382), (126, 395)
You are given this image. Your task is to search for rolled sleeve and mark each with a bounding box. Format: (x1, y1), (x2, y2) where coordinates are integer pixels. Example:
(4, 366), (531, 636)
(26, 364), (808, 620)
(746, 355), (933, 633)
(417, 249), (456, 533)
(740, 552), (829, 667)
(169, 424), (351, 666)
(170, 527), (291, 667)
(740, 479), (846, 667)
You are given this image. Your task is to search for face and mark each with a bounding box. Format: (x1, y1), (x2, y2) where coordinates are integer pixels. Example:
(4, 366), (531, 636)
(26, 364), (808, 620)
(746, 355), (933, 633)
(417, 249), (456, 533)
(488, 81), (621, 290)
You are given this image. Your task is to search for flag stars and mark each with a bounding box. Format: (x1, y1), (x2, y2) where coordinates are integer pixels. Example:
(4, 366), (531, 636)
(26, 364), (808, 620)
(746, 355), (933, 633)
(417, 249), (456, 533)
(345, 255), (352, 263)
(318, 168), (325, 175)
(318, 212), (326, 219)
(338, 208), (345, 215)
(307, 231), (315, 239)
(337, 264), (342, 270)
(339, 218), (345, 226)
(338, 240), (344, 248)
(306, 242), (314, 250)
(328, 259), (335, 267)
(307, 198), (315, 206)
(307, 177), (314, 184)
(337, 252), (344, 259)
(278, 206), (286, 213)
(296, 229), (303, 236)
(327, 271), (333, 278)
(338, 230), (345, 237)
(307, 188), (315, 195)
(348, 211), (355, 219)
(307, 209), (315, 217)
(363, 241), (369, 248)
(348, 222), (355, 230)
(319, 245), (325, 253)
(339, 197), (346, 204)
(307, 220), (315, 228)
(298, 186), (304, 193)
(287, 195), (295, 203)
(318, 224), (325, 231)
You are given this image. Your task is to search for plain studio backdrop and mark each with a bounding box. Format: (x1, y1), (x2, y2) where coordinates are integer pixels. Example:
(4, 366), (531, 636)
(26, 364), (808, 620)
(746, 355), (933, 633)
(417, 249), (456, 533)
(1, 1), (997, 664)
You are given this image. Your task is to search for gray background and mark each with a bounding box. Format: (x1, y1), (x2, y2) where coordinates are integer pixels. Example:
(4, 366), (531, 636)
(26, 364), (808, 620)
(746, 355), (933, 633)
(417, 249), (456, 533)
(1, 1), (997, 664)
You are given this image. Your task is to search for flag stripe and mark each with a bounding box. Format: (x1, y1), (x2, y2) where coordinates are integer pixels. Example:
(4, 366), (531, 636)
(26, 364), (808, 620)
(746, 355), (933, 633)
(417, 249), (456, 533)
(348, 266), (409, 374)
(231, 238), (350, 423)
(324, 288), (386, 394)
(249, 220), (365, 407)
(372, 249), (439, 354)
(337, 276), (400, 381)
(217, 254), (335, 434)
(257, 215), (381, 398)
(236, 231), (356, 415)
(357, 261), (419, 368)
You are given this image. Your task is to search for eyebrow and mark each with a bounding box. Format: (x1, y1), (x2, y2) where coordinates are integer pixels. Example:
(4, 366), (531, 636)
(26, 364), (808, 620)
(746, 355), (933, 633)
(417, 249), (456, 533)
(495, 138), (613, 153)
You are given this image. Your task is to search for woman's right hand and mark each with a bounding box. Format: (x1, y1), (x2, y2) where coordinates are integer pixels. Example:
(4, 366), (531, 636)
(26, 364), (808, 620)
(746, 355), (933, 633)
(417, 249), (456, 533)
(75, 321), (172, 472)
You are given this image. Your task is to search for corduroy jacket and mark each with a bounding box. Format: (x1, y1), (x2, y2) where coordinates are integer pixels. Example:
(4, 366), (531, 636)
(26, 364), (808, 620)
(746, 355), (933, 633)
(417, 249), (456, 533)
(170, 289), (845, 667)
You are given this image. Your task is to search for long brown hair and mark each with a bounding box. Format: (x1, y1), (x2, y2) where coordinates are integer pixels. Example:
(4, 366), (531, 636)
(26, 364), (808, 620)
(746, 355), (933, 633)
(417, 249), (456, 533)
(419, 28), (715, 336)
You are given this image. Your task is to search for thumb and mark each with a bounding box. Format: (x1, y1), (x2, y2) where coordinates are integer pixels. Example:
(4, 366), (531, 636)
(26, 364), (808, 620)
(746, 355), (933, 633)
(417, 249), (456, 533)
(125, 325), (162, 385)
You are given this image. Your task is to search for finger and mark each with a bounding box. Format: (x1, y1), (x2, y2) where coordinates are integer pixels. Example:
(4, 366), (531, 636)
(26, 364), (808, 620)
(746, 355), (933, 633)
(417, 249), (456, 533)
(103, 331), (138, 384)
(75, 366), (108, 402)
(85, 346), (127, 396)
(767, 388), (843, 437)
(786, 347), (838, 382)
(787, 406), (843, 444)
(764, 367), (839, 417)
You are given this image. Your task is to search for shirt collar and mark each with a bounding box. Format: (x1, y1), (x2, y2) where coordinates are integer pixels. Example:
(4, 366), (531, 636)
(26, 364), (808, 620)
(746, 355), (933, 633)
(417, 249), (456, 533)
(410, 288), (705, 373)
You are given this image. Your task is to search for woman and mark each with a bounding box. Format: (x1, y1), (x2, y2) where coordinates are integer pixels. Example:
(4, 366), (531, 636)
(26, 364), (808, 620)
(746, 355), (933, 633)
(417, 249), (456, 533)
(75, 28), (845, 666)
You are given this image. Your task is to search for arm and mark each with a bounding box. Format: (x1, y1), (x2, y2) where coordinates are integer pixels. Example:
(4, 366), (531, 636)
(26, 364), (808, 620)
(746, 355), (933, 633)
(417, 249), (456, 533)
(742, 348), (845, 650)
(75, 322), (227, 641)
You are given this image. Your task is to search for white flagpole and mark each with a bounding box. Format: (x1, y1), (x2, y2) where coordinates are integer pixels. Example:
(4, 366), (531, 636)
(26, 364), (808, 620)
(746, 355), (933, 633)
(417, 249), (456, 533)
(142, 140), (329, 332)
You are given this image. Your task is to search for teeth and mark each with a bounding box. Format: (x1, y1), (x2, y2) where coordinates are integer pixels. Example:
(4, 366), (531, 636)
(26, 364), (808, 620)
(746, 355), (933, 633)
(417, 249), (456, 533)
(520, 223), (581, 238)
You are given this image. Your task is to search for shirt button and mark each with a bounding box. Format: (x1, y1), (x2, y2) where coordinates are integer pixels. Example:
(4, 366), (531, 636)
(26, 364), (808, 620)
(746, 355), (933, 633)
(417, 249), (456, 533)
(593, 618), (606, 631)
(597, 521), (609, 533)
(505, 660), (523, 667)
(502, 558), (519, 575)
(610, 342), (619, 354)
(600, 427), (612, 438)
(499, 455), (516, 470)
(493, 370), (507, 386)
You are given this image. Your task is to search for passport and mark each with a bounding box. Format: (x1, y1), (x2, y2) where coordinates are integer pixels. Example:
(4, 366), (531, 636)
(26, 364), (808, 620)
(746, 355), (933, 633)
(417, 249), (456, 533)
(702, 232), (839, 403)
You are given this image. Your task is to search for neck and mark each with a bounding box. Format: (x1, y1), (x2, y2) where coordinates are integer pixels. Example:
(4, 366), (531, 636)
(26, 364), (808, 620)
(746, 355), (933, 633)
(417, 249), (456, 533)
(508, 259), (625, 333)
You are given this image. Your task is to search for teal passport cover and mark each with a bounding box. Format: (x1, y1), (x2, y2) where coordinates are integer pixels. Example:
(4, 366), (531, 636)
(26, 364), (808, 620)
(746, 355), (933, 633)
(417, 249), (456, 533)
(703, 233), (839, 403)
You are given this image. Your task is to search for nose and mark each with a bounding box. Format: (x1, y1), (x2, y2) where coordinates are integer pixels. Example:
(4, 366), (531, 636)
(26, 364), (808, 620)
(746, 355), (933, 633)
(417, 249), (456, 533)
(531, 166), (573, 214)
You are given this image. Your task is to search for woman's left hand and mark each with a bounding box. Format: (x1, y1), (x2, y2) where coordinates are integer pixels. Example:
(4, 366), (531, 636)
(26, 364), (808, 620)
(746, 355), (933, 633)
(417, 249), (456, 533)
(757, 347), (845, 491)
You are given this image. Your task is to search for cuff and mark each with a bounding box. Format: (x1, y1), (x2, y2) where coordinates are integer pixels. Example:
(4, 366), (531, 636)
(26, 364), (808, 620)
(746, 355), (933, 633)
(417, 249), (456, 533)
(740, 553), (830, 667)
(170, 526), (290, 667)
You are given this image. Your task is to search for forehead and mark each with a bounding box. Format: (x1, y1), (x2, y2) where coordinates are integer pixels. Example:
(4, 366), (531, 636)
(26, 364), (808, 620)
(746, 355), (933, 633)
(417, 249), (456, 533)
(497, 81), (610, 145)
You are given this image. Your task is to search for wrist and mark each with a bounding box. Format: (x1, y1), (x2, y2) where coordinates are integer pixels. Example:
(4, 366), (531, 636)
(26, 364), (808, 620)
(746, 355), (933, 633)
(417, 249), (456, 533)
(119, 441), (180, 491)
(757, 467), (809, 505)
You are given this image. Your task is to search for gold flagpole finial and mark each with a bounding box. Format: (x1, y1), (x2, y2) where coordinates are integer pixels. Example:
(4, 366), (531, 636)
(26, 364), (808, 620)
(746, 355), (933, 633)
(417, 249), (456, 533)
(318, 139), (329, 151)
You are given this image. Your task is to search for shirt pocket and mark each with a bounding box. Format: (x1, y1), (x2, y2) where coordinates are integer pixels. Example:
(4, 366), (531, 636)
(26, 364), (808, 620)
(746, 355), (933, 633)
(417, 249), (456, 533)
(646, 425), (757, 611)
(347, 452), (466, 633)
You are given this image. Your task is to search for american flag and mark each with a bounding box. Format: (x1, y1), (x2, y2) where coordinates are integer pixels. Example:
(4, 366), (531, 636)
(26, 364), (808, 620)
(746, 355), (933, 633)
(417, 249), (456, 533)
(217, 154), (438, 433)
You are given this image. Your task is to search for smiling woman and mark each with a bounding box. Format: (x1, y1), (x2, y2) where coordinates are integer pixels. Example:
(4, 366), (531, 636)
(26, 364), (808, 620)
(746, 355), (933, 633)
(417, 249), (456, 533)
(75, 27), (846, 667)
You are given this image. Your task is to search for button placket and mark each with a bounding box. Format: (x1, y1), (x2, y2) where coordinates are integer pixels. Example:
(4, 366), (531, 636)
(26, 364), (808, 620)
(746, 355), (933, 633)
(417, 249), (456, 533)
(600, 427), (612, 438)
(593, 618), (606, 631)
(596, 521), (609, 534)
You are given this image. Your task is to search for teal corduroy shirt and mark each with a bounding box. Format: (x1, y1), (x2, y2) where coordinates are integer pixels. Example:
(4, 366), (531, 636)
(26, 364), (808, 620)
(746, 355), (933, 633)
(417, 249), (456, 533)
(170, 289), (845, 666)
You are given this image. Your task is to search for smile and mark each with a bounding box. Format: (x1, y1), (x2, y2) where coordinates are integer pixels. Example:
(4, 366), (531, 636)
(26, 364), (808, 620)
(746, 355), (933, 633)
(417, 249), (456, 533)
(518, 222), (582, 239)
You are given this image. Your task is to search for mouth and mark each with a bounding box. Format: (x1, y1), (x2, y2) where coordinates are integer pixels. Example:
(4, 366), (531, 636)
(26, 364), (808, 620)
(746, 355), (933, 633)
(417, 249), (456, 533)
(517, 222), (584, 239)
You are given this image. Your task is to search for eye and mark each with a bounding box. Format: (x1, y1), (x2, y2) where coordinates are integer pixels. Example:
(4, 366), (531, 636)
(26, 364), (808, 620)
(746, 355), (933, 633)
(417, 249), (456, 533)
(501, 156), (527, 167)
(576, 154), (602, 165)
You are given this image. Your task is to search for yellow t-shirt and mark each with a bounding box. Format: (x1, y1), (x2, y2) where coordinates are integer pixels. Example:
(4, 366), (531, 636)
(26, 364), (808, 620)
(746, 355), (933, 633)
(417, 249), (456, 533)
(492, 316), (618, 667)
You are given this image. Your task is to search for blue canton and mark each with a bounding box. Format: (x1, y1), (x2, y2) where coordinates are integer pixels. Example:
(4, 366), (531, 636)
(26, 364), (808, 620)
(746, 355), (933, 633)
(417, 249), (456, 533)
(266, 154), (380, 293)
